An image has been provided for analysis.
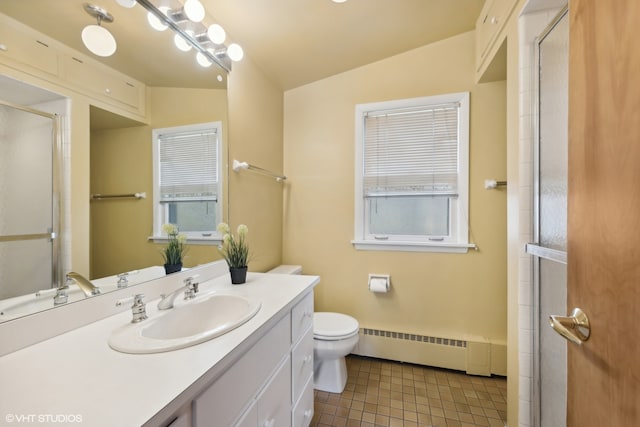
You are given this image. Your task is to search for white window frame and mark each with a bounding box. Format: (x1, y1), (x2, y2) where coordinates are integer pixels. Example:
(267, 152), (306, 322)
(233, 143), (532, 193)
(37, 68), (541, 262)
(151, 121), (223, 245)
(352, 92), (474, 253)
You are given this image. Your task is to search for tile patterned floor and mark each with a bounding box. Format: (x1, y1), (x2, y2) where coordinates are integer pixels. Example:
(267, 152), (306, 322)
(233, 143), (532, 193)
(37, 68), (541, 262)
(311, 355), (507, 427)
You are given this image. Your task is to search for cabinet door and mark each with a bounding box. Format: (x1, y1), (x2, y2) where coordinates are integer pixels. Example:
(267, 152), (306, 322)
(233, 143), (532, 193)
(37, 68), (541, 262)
(235, 403), (258, 427)
(258, 357), (292, 427)
(475, 0), (515, 74)
(292, 376), (314, 427)
(291, 326), (313, 402)
(291, 293), (313, 344)
(62, 55), (143, 112)
(0, 24), (58, 76)
(193, 314), (291, 426)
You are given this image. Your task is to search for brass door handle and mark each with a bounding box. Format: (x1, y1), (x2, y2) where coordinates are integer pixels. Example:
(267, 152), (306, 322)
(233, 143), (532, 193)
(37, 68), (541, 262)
(549, 307), (591, 345)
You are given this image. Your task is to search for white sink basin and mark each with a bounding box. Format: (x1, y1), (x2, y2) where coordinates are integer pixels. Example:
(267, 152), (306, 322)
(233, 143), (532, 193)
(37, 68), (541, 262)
(109, 293), (261, 354)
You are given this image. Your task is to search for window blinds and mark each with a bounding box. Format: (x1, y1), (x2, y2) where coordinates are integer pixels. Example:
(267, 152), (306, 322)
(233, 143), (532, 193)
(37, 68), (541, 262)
(363, 102), (459, 196)
(159, 128), (218, 202)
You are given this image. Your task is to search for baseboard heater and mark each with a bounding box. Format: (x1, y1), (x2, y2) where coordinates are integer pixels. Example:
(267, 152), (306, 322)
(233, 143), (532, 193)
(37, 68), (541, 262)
(352, 327), (507, 376)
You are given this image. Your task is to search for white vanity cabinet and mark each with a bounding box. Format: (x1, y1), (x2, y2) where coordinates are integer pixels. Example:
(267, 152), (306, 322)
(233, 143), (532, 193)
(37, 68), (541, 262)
(0, 269), (319, 427)
(290, 293), (315, 427)
(189, 290), (315, 427)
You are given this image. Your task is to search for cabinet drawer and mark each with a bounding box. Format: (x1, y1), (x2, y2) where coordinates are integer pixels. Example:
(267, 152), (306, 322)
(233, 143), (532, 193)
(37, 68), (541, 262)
(0, 25), (58, 76)
(292, 376), (314, 427)
(291, 326), (313, 402)
(291, 292), (313, 344)
(193, 313), (291, 426)
(258, 356), (292, 427)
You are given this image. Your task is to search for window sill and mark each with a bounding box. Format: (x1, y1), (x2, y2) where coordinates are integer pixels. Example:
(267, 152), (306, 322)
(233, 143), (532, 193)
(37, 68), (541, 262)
(351, 239), (477, 254)
(149, 236), (223, 246)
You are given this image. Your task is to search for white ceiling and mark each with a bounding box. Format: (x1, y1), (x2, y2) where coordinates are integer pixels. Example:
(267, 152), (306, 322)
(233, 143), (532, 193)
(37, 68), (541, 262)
(0, 0), (484, 91)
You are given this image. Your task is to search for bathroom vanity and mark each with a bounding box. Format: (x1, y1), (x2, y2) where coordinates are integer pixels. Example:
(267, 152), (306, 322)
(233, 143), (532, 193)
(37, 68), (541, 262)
(0, 270), (318, 427)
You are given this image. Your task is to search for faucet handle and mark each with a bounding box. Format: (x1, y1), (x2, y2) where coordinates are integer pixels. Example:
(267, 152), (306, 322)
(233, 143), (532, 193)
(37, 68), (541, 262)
(184, 274), (200, 286)
(116, 293), (148, 323)
(53, 286), (69, 305)
(184, 275), (200, 299)
(117, 272), (129, 288)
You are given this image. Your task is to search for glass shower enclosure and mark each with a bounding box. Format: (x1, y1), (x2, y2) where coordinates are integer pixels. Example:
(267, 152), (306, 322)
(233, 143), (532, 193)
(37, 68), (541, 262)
(0, 99), (61, 300)
(526, 7), (569, 427)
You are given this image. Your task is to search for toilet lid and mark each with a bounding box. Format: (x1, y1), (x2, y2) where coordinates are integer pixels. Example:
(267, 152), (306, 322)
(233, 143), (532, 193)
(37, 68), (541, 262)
(314, 312), (359, 340)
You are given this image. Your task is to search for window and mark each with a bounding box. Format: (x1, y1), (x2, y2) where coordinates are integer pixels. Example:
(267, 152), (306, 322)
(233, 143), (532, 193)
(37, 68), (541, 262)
(152, 122), (223, 243)
(353, 92), (472, 253)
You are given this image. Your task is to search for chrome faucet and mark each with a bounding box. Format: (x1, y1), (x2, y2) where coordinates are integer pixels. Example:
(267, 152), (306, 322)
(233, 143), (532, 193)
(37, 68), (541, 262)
(66, 272), (101, 297)
(116, 294), (148, 323)
(157, 276), (199, 310)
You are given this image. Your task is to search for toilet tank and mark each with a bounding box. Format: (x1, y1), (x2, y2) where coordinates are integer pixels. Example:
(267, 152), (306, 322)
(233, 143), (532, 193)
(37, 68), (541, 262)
(267, 265), (302, 275)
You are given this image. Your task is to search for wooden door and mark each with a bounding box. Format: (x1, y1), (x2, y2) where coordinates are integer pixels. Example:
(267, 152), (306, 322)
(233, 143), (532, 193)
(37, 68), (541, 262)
(567, 0), (640, 425)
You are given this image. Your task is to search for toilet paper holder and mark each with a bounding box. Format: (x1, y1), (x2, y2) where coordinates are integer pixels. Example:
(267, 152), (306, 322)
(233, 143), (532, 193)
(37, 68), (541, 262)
(368, 274), (390, 292)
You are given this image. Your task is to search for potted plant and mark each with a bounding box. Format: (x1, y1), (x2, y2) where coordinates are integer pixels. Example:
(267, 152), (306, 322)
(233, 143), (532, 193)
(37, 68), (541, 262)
(217, 222), (250, 284)
(161, 223), (187, 274)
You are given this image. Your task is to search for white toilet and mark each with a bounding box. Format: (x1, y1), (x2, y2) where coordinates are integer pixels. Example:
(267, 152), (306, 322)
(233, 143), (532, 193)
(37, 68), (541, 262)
(313, 312), (359, 393)
(267, 265), (360, 394)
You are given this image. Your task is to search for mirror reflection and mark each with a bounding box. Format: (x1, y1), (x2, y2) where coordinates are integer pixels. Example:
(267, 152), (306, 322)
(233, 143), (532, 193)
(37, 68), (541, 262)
(0, 0), (229, 321)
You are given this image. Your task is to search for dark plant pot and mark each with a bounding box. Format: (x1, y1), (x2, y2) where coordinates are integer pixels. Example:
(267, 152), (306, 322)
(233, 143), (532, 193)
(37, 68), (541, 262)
(229, 266), (248, 284)
(164, 263), (183, 275)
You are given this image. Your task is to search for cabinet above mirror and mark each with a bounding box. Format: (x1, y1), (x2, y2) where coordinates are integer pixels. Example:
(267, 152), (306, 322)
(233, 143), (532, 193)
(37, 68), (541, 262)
(0, 0), (228, 90)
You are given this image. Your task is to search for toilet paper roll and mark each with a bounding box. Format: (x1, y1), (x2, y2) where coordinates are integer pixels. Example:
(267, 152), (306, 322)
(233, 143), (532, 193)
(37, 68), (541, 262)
(369, 277), (389, 293)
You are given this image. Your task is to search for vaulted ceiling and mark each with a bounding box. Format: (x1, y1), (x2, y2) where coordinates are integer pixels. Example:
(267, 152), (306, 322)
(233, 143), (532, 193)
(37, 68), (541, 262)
(0, 0), (484, 90)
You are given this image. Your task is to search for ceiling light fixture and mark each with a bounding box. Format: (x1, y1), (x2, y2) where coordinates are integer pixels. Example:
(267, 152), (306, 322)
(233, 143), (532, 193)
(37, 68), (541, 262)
(147, 6), (169, 31)
(115, 0), (137, 8)
(183, 0), (205, 23)
(81, 3), (117, 57)
(136, 0), (242, 71)
(174, 32), (193, 52)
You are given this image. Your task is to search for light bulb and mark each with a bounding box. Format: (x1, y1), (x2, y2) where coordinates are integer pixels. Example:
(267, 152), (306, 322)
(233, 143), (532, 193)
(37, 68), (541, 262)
(196, 52), (212, 67)
(81, 25), (117, 57)
(184, 0), (205, 22)
(147, 7), (169, 31)
(207, 24), (226, 44)
(227, 43), (244, 62)
(217, 75), (223, 82)
(174, 32), (193, 52)
(115, 0), (137, 8)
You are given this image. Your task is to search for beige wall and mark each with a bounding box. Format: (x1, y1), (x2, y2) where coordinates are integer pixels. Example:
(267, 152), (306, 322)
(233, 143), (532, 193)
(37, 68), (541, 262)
(90, 87), (228, 278)
(282, 31), (508, 344)
(227, 55), (285, 272)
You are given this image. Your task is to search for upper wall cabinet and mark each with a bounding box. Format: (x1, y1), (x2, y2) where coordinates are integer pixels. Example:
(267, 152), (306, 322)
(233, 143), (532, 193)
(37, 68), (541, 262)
(475, 0), (517, 82)
(61, 54), (145, 114)
(0, 13), (146, 120)
(0, 23), (59, 78)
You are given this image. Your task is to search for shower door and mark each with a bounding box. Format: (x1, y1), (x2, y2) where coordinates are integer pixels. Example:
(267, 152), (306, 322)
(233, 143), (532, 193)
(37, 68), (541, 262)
(526, 7), (569, 427)
(0, 100), (60, 300)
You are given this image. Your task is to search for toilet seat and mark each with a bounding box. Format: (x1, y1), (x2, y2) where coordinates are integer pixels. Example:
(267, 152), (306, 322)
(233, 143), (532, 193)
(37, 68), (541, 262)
(314, 312), (359, 341)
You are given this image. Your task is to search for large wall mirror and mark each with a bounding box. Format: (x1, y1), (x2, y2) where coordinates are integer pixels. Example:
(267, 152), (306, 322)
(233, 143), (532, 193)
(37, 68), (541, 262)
(0, 0), (229, 321)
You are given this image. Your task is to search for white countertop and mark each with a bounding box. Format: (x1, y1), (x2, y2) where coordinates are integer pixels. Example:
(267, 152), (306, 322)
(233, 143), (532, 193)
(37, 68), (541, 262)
(0, 272), (318, 427)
